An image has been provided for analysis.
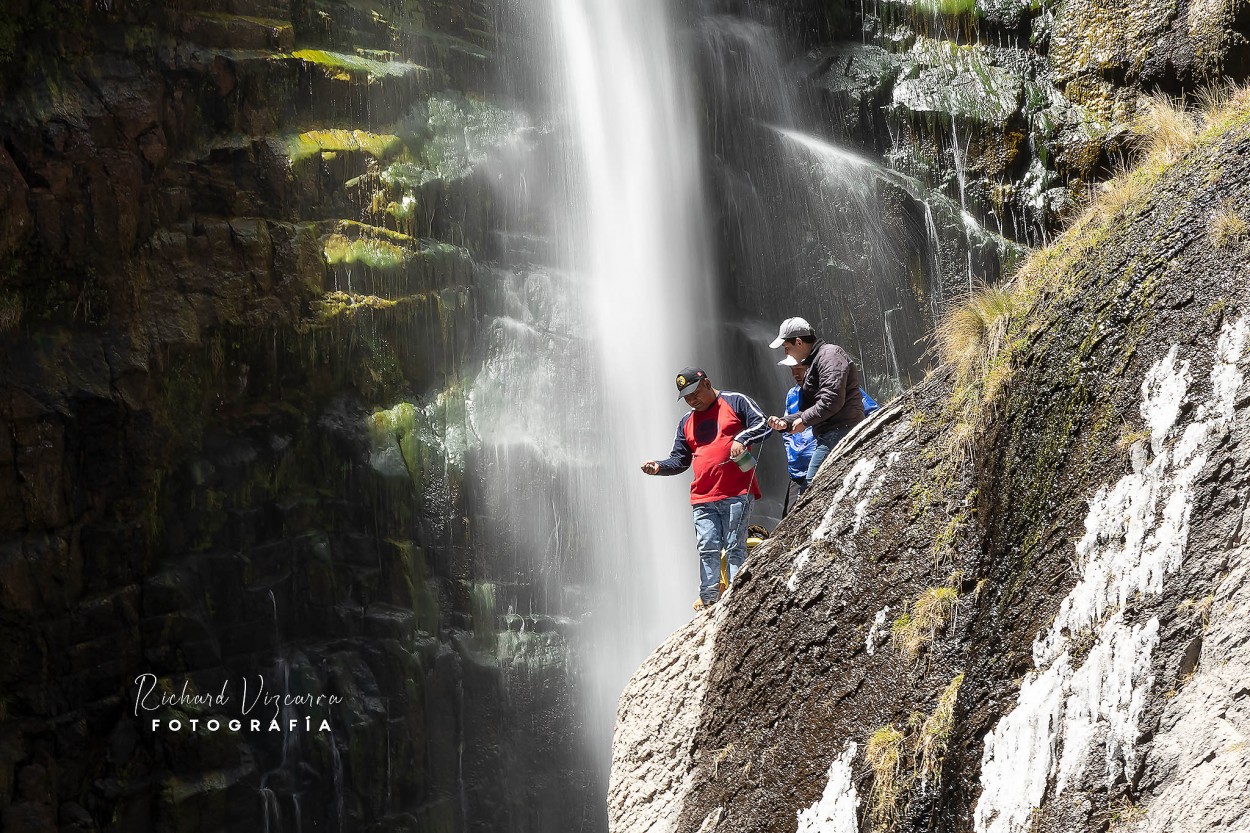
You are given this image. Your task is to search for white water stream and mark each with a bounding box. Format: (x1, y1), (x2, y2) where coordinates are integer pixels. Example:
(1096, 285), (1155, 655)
(545, 0), (719, 756)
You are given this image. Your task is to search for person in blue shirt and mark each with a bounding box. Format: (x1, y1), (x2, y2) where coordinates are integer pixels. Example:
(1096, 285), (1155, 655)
(779, 356), (816, 515)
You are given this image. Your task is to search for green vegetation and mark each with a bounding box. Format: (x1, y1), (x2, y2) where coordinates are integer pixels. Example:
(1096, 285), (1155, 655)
(313, 290), (398, 321)
(368, 390), (470, 490)
(918, 0), (978, 17)
(323, 233), (408, 269)
(289, 48), (422, 80)
(286, 128), (402, 163)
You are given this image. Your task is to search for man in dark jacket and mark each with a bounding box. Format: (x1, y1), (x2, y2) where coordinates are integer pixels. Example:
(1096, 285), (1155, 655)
(640, 367), (772, 609)
(766, 317), (864, 492)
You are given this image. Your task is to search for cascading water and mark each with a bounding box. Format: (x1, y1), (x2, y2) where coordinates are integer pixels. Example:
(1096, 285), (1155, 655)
(542, 0), (718, 754)
(479, 0), (717, 786)
(689, 10), (942, 424)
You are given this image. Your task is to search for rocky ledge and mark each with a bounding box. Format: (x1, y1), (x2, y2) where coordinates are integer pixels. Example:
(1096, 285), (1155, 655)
(609, 95), (1250, 833)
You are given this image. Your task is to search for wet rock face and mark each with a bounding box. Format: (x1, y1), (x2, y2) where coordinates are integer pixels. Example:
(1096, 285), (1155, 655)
(608, 117), (1250, 833)
(0, 1), (601, 832)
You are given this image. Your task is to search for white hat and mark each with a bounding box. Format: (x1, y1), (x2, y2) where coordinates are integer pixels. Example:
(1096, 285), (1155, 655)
(777, 355), (799, 366)
(769, 317), (814, 348)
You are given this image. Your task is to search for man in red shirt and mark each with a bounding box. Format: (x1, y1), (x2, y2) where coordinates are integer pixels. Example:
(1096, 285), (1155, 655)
(640, 367), (772, 609)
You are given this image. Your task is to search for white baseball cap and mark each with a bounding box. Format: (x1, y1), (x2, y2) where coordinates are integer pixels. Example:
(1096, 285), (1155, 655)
(769, 317), (814, 348)
(777, 354), (800, 366)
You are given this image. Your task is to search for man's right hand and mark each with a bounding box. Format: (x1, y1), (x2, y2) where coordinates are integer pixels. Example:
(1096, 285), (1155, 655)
(767, 416), (790, 431)
(641, 461), (660, 475)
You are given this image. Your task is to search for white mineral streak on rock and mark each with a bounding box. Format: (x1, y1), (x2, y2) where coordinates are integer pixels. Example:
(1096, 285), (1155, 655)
(975, 656), (1069, 833)
(853, 451), (902, 535)
(608, 602), (728, 833)
(786, 546), (813, 592)
(1054, 614), (1160, 793)
(695, 807), (724, 833)
(975, 319), (1249, 833)
(1134, 546), (1250, 833)
(812, 457), (879, 542)
(866, 606), (890, 656)
(1142, 344), (1191, 453)
(795, 742), (859, 833)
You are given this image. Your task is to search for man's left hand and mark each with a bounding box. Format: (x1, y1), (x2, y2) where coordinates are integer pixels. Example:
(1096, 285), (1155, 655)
(729, 440), (745, 460)
(789, 419), (807, 433)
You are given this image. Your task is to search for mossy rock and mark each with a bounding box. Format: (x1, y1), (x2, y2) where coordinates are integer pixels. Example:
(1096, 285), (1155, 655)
(286, 128), (403, 163)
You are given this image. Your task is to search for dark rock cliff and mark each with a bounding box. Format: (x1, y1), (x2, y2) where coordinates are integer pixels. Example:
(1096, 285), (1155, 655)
(0, 2), (599, 832)
(609, 96), (1250, 833)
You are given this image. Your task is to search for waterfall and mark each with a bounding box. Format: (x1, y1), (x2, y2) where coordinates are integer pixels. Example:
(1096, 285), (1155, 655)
(479, 0), (717, 776)
(545, 0), (717, 755)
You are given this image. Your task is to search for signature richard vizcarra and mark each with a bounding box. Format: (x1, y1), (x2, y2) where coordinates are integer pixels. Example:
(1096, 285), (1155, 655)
(133, 672), (343, 733)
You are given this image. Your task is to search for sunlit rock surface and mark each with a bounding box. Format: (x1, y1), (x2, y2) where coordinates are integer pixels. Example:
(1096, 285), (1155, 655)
(608, 107), (1250, 833)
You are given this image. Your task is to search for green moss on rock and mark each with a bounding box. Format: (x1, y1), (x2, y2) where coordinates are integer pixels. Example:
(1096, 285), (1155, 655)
(289, 48), (423, 80)
(286, 128), (402, 163)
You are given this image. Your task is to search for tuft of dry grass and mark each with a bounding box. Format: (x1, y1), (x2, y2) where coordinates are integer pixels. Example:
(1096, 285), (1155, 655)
(935, 284), (1018, 380)
(1108, 796), (1147, 828)
(866, 726), (907, 833)
(1197, 82), (1250, 136)
(1178, 593), (1216, 628)
(1209, 207), (1249, 249)
(866, 671), (967, 828)
(1131, 92), (1199, 164)
(913, 673), (964, 788)
(892, 585), (960, 661)
(1116, 421), (1152, 450)
(1092, 162), (1153, 223)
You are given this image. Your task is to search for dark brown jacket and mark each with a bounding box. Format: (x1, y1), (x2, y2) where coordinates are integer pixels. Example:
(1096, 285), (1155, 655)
(797, 340), (865, 435)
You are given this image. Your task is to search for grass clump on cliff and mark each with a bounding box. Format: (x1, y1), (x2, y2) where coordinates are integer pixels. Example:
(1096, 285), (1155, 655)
(866, 726), (906, 833)
(891, 582), (961, 662)
(935, 284), (1020, 398)
(1131, 92), (1198, 164)
(911, 673), (964, 787)
(865, 672), (966, 830)
(1209, 206), (1248, 249)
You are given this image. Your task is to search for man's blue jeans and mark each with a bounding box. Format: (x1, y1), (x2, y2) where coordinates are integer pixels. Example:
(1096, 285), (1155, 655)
(798, 426), (851, 494)
(691, 494), (754, 605)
